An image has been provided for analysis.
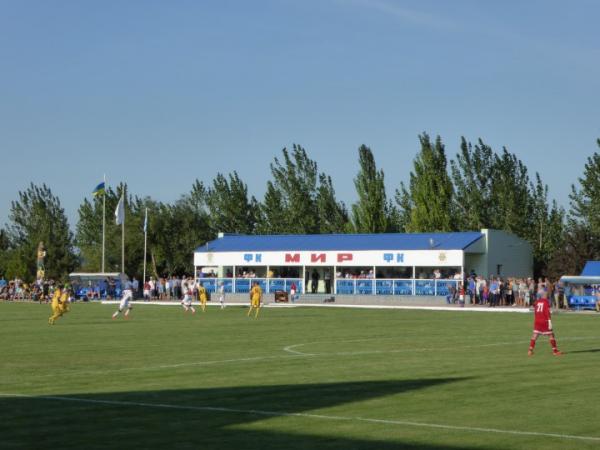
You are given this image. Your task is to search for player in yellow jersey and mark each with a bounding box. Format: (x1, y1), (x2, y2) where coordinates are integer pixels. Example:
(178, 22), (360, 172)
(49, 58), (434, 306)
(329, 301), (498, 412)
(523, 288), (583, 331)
(48, 285), (63, 325)
(247, 281), (262, 318)
(59, 287), (71, 316)
(198, 282), (208, 312)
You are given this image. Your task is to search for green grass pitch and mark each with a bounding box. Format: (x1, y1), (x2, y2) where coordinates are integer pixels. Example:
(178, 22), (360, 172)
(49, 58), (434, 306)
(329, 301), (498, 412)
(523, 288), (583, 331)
(1, 302), (599, 449)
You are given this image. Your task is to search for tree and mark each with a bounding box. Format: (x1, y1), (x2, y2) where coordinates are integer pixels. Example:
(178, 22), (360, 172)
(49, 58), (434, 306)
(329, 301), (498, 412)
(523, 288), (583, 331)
(267, 145), (320, 234)
(76, 183), (153, 278)
(450, 137), (495, 230)
(397, 134), (454, 232)
(528, 173), (565, 276)
(316, 174), (349, 233)
(351, 145), (391, 233)
(205, 172), (257, 235)
(256, 181), (288, 234)
(569, 139), (600, 234)
(487, 148), (532, 237)
(6, 183), (77, 281)
(0, 229), (9, 277)
(546, 223), (600, 278)
(148, 183), (213, 276)
(450, 137), (535, 237)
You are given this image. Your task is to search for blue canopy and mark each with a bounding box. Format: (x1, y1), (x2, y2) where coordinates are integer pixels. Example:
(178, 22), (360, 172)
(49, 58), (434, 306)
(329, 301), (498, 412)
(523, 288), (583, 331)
(581, 261), (600, 276)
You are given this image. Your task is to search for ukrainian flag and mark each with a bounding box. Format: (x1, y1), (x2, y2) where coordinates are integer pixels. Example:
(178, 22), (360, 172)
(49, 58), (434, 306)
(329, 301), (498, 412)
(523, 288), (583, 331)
(92, 182), (106, 197)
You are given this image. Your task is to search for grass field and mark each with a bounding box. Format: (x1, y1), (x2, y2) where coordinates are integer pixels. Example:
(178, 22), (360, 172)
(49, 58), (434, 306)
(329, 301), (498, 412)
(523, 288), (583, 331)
(1, 302), (599, 450)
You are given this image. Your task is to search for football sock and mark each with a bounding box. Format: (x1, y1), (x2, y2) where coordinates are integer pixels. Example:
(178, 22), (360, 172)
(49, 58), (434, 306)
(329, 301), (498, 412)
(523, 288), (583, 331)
(529, 339), (536, 350)
(550, 338), (558, 352)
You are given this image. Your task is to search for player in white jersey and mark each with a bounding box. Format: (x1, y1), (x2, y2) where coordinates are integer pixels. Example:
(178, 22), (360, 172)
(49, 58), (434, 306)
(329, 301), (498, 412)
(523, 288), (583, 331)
(181, 277), (196, 314)
(218, 281), (226, 309)
(112, 279), (134, 319)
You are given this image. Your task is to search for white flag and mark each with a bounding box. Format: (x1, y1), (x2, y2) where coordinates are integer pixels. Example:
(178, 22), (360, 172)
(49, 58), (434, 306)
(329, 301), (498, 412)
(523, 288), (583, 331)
(143, 208), (148, 234)
(115, 195), (125, 225)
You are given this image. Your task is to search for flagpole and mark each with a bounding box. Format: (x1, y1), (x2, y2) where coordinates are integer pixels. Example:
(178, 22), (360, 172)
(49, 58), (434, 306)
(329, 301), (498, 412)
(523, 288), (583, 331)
(143, 208), (148, 285)
(102, 174), (106, 273)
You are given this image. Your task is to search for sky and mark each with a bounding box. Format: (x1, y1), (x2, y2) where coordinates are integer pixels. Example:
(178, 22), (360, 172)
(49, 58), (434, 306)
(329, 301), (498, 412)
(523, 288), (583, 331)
(1, 0), (599, 228)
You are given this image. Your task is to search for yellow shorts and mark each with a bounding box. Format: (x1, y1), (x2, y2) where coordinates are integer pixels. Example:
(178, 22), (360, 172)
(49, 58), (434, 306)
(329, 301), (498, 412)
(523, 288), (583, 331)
(251, 299), (260, 308)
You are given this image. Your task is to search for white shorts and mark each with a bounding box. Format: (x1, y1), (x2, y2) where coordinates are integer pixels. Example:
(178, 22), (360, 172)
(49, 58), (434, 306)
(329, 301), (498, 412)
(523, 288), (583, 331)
(120, 290), (133, 309)
(182, 295), (193, 306)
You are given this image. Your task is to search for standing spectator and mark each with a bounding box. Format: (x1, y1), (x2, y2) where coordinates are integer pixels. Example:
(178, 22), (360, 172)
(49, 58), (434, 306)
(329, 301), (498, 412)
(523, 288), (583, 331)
(149, 276), (156, 299)
(165, 277), (172, 300)
(143, 280), (151, 301)
(132, 277), (139, 299)
(174, 276), (182, 300)
(311, 270), (319, 294)
(528, 278), (536, 304)
(489, 278), (499, 307)
(468, 276), (476, 305)
(545, 278), (555, 310)
(556, 281), (566, 309)
(324, 270), (332, 294)
(506, 279), (514, 306)
(476, 276), (486, 305)
(108, 277), (116, 299)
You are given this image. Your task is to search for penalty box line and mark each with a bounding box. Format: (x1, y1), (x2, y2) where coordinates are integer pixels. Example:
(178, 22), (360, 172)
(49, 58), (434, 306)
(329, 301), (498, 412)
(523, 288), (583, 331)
(1, 392), (599, 443)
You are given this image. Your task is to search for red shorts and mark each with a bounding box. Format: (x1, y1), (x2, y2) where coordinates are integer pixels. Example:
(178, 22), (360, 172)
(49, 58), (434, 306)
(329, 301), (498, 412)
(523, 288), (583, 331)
(534, 320), (552, 335)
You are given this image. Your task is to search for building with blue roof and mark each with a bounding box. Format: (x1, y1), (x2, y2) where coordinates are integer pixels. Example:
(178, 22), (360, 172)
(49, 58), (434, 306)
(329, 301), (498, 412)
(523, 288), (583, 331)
(193, 229), (532, 296)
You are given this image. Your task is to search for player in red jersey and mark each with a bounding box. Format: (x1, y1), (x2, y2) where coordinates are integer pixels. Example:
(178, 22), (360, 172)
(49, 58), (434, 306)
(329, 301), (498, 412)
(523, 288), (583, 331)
(528, 292), (562, 356)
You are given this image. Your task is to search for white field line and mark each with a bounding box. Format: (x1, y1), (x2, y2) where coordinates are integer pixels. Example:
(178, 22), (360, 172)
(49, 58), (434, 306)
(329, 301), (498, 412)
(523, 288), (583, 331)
(100, 300), (532, 313)
(282, 336), (598, 356)
(11, 336), (597, 380)
(0, 392), (598, 443)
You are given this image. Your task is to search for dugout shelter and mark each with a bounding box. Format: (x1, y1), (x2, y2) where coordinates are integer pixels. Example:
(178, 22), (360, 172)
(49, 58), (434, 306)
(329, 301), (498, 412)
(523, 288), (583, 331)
(560, 261), (600, 310)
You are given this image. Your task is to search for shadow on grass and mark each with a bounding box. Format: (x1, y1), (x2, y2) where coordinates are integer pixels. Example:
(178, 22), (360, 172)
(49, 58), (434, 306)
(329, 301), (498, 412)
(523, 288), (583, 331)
(565, 348), (600, 354)
(1, 378), (494, 450)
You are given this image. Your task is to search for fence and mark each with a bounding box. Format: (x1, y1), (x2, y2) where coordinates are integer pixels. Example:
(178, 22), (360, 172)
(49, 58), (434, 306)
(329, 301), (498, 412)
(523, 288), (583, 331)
(194, 277), (458, 296)
(334, 279), (459, 296)
(194, 278), (303, 294)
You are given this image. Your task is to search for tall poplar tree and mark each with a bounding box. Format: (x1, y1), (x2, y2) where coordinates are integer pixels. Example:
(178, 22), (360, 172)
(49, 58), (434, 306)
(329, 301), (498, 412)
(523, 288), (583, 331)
(569, 140), (600, 234)
(529, 173), (565, 276)
(351, 145), (390, 233)
(450, 137), (495, 230)
(256, 182), (288, 234)
(397, 134), (454, 232)
(317, 174), (349, 233)
(205, 172), (257, 235)
(488, 148), (532, 237)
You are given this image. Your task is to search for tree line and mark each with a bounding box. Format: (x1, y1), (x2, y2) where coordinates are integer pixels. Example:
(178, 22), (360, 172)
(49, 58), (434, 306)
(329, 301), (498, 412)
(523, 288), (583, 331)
(1, 135), (599, 281)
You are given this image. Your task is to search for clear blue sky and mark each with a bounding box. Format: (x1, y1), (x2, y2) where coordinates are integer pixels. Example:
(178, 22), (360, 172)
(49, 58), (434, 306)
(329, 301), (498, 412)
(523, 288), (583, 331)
(1, 0), (599, 228)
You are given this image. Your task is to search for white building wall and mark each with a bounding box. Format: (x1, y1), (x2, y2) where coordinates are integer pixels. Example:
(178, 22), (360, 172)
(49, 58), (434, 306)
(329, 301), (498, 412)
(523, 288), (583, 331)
(482, 229), (532, 278)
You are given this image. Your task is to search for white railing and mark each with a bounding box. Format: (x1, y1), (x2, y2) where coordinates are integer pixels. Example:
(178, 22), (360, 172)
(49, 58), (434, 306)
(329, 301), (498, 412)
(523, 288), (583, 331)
(194, 278), (303, 294)
(194, 277), (458, 296)
(335, 278), (459, 296)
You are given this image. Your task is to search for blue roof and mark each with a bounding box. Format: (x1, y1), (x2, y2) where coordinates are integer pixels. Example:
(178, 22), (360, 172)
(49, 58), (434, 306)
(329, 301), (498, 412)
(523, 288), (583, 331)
(195, 232), (483, 253)
(581, 261), (600, 276)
